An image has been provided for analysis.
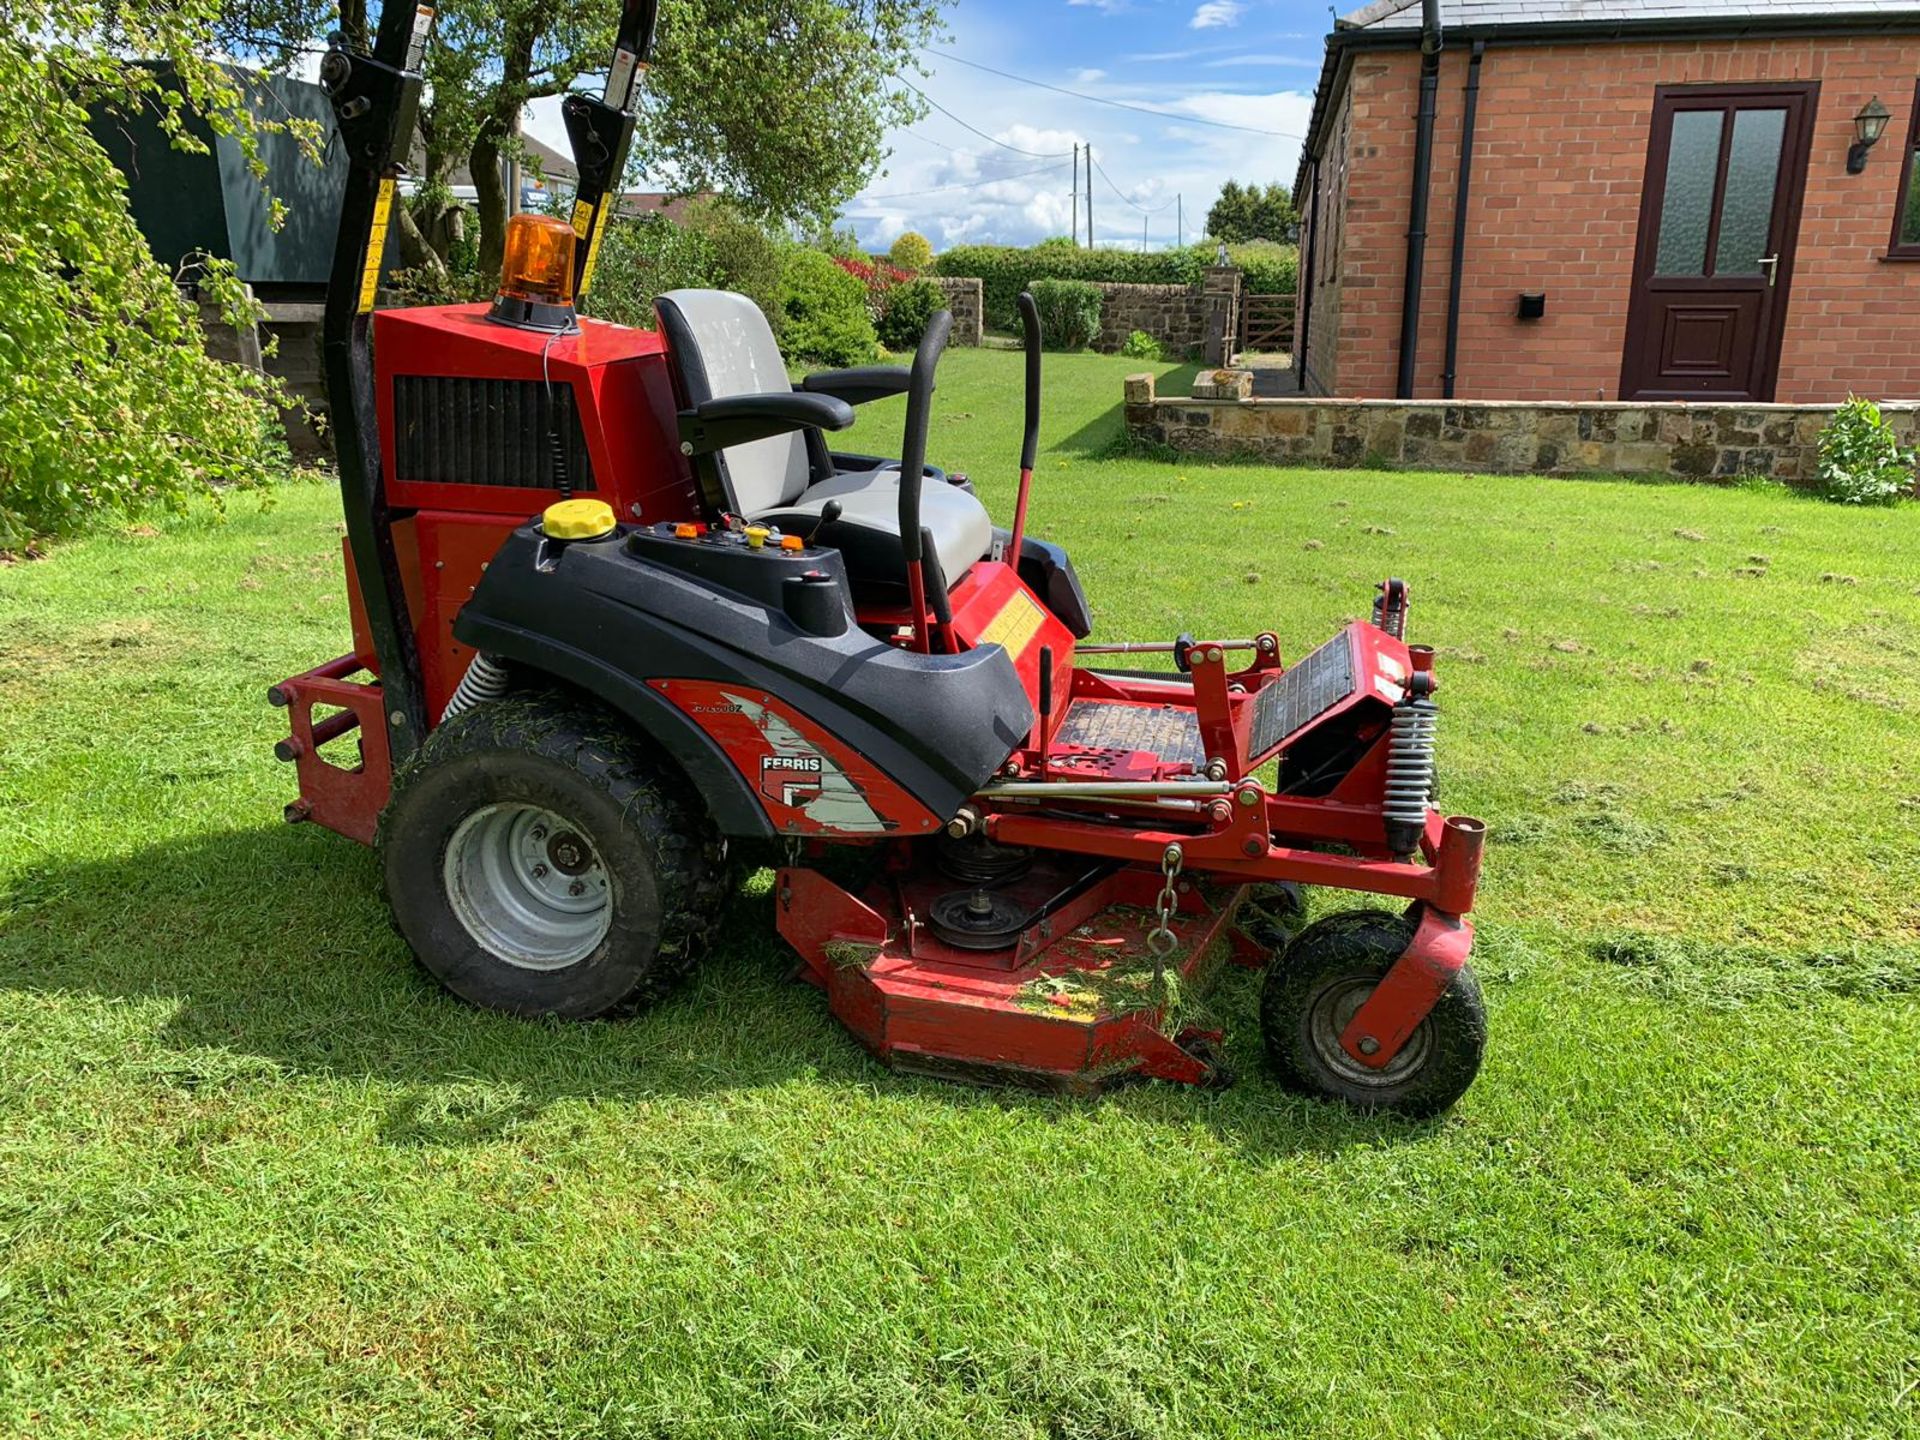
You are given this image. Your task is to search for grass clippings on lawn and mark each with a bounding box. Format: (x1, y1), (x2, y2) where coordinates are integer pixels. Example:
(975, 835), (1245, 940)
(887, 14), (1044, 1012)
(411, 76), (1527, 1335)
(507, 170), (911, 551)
(1, 348), (1917, 1438)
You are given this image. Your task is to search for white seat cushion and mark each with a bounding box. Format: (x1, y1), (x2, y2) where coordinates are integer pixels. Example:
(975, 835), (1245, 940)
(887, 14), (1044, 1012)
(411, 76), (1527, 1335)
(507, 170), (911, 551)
(754, 467), (992, 589)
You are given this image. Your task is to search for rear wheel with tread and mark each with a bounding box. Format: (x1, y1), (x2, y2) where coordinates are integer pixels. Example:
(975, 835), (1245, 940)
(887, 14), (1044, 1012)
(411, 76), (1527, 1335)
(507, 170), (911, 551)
(1259, 908), (1485, 1117)
(377, 691), (726, 1018)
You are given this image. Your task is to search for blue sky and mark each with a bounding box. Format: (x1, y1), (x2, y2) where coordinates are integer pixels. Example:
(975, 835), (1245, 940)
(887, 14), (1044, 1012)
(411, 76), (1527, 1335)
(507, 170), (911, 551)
(838, 0), (1328, 249)
(529, 0), (1332, 251)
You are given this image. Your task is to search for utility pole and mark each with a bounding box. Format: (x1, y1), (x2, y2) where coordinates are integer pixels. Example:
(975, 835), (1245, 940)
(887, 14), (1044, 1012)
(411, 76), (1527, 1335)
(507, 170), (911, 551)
(1177, 194), (1183, 249)
(1142, 212), (1148, 251)
(1070, 144), (1079, 247)
(1086, 144), (1094, 248)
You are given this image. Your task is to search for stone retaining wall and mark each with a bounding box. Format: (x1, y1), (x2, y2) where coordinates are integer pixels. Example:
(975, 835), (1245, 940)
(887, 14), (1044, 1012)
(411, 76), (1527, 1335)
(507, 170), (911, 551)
(1093, 266), (1240, 364)
(931, 276), (983, 346)
(1122, 372), (1920, 484)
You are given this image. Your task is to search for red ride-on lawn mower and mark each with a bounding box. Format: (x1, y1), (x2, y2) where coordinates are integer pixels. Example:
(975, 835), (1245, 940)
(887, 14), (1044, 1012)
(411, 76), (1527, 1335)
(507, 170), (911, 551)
(274, 0), (1490, 1115)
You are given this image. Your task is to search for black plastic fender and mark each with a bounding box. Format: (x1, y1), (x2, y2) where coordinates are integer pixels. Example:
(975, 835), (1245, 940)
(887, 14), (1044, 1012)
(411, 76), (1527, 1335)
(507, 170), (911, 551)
(453, 524), (1036, 839)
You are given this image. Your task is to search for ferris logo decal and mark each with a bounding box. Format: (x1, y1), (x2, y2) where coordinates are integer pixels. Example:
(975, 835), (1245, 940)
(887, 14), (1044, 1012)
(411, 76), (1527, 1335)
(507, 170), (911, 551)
(760, 754), (825, 807)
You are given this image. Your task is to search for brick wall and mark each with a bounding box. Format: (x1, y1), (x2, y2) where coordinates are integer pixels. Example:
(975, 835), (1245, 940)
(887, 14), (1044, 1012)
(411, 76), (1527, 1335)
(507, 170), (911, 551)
(1123, 371), (1920, 484)
(1311, 35), (1920, 403)
(931, 276), (983, 346)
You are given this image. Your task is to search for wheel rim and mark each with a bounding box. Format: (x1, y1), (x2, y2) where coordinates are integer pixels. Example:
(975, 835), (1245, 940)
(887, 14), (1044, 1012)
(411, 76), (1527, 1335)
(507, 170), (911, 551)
(443, 803), (611, 970)
(1304, 974), (1433, 1089)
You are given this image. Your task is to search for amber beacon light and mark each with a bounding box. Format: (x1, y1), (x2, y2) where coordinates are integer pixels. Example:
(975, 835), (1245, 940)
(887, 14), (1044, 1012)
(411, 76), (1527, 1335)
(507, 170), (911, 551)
(488, 213), (579, 331)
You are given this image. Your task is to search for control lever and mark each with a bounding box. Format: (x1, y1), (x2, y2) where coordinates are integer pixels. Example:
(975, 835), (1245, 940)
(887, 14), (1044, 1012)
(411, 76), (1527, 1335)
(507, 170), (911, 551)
(803, 499), (843, 547)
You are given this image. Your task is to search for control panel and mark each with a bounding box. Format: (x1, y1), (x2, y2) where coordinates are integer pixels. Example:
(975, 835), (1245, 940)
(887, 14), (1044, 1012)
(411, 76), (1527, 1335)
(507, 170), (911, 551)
(622, 520), (852, 637)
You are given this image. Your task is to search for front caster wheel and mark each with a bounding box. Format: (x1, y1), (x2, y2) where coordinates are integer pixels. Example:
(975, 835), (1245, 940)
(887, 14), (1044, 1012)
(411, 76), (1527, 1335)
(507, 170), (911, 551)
(377, 691), (726, 1019)
(1259, 909), (1485, 1118)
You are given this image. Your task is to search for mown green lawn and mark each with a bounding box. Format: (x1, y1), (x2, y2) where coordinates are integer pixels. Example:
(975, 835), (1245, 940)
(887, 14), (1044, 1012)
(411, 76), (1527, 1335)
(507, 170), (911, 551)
(2, 347), (1917, 1438)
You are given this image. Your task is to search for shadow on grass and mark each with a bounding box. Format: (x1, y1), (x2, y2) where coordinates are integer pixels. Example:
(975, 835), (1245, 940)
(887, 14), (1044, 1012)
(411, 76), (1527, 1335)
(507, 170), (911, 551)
(0, 821), (1431, 1160)
(1053, 362), (1202, 457)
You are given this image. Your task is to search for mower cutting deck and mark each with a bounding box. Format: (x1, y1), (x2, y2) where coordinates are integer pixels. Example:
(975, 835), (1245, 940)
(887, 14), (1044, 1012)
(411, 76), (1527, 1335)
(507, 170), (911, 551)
(274, 0), (1492, 1118)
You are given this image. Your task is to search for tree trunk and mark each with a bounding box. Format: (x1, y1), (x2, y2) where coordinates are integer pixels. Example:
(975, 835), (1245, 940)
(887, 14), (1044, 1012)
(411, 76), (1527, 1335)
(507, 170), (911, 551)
(469, 18), (539, 284)
(471, 125), (508, 280)
(394, 202), (448, 281)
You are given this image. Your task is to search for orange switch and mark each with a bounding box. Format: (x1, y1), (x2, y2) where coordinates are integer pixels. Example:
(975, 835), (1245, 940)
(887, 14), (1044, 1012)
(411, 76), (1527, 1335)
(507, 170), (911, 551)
(673, 522), (701, 539)
(779, 534), (805, 552)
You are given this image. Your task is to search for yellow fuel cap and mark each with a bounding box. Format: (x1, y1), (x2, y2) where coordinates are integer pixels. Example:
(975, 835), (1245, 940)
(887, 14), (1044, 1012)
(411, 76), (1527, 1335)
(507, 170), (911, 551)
(542, 498), (616, 540)
(744, 524), (771, 549)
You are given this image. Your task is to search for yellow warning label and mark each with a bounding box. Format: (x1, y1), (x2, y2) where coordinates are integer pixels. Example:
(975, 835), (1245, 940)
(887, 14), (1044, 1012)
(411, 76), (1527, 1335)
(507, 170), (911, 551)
(357, 176), (397, 314)
(569, 199), (594, 239)
(579, 201), (614, 296)
(978, 589), (1045, 657)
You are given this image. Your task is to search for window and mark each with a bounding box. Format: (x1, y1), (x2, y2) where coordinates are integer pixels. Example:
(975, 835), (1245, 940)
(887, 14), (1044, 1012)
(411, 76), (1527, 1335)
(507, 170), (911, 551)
(1888, 80), (1920, 258)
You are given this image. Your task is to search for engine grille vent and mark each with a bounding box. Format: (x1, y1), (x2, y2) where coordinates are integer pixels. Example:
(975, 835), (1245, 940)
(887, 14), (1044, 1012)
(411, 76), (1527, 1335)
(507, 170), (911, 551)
(392, 375), (596, 490)
(1249, 632), (1356, 757)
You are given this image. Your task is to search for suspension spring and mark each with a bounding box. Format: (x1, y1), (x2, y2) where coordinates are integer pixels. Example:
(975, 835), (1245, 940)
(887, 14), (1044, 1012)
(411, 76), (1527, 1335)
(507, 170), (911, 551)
(441, 653), (510, 722)
(1383, 691), (1437, 857)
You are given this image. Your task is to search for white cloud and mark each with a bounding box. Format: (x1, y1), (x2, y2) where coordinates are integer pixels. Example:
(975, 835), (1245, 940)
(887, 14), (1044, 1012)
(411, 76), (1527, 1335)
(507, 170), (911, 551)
(1189, 1), (1245, 30)
(1073, 68), (1107, 84)
(1066, 0), (1130, 12)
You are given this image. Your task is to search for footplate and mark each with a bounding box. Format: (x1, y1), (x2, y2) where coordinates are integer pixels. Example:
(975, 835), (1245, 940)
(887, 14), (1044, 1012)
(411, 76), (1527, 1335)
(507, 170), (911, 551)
(1056, 698), (1205, 771)
(1249, 630), (1356, 757)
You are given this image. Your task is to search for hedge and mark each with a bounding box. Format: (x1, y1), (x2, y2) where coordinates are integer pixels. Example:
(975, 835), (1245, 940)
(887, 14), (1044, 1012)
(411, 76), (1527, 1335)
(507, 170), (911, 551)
(933, 241), (1296, 329)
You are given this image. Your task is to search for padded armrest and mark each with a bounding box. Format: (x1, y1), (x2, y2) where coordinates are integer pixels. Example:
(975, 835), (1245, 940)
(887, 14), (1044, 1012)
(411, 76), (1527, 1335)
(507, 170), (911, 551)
(799, 365), (911, 406)
(678, 391), (855, 456)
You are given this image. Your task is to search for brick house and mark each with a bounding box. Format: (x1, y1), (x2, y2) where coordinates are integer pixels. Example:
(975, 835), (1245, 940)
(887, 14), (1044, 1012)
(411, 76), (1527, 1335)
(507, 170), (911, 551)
(1292, 0), (1920, 402)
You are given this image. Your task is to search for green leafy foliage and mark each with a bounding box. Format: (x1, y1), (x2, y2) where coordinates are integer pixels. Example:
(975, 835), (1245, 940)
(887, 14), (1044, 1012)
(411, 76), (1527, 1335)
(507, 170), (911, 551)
(1119, 329), (1164, 361)
(1204, 179), (1298, 243)
(581, 214), (723, 330)
(583, 198), (786, 335)
(935, 241), (1295, 328)
(1027, 279), (1102, 352)
(685, 198), (789, 337)
(887, 231), (933, 273)
(1814, 396), (1915, 505)
(779, 249), (877, 367)
(1225, 240), (1297, 299)
(1, 14), (290, 548)
(222, 0), (943, 290)
(876, 277), (943, 351)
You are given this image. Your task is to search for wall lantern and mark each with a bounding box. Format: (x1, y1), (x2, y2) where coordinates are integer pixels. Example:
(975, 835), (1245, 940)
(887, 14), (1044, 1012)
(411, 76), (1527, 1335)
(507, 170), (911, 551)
(1849, 96), (1892, 174)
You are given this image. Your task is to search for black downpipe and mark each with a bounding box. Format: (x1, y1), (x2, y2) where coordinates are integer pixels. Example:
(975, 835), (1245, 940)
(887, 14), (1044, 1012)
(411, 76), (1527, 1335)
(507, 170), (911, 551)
(318, 2), (435, 754)
(1395, 0), (1443, 400)
(1441, 40), (1484, 400)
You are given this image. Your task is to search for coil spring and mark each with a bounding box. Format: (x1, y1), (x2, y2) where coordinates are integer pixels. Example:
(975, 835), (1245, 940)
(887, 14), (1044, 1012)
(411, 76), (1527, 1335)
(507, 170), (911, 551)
(441, 652), (509, 722)
(1383, 693), (1438, 839)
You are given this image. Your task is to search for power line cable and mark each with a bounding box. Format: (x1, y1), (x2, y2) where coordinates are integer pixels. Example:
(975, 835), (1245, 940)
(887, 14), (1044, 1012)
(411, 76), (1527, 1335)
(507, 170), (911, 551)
(1090, 153), (1177, 215)
(929, 50), (1301, 138)
(858, 160), (1071, 202)
(897, 78), (1075, 158)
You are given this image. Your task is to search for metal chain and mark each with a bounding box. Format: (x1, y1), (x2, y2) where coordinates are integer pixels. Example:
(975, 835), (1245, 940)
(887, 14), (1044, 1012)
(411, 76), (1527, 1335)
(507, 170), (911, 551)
(1147, 843), (1183, 961)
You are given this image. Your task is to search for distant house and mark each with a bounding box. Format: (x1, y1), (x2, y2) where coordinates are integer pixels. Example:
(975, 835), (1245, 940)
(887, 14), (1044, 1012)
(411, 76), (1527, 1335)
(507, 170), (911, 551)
(1292, 0), (1920, 402)
(511, 136), (716, 221)
(415, 133), (715, 221)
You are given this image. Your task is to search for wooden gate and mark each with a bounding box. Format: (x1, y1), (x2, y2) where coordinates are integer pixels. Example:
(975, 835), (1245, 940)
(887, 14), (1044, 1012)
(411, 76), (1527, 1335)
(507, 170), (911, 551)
(1238, 292), (1296, 354)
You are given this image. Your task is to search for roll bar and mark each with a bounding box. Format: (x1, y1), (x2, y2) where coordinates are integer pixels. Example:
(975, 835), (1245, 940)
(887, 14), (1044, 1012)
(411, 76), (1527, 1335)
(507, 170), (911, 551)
(561, 0), (659, 297)
(318, 1), (437, 755)
(317, 0), (656, 752)
(897, 308), (952, 653)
